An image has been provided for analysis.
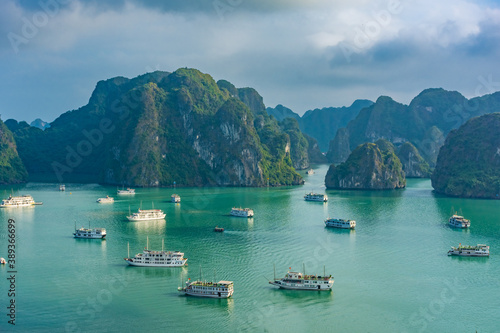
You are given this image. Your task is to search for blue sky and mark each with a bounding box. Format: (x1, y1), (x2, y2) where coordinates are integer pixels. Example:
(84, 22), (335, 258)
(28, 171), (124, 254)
(1, 0), (500, 122)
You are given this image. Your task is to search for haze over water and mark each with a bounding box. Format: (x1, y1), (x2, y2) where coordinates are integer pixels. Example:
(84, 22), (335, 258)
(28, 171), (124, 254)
(1, 164), (498, 332)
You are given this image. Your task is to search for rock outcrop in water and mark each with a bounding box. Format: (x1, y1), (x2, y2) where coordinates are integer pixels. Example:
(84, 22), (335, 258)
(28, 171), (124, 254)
(7, 69), (304, 187)
(431, 113), (500, 198)
(325, 140), (406, 190)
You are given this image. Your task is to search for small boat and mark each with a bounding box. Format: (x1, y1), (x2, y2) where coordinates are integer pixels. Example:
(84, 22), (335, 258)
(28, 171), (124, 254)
(449, 215), (470, 228)
(324, 218), (356, 229)
(117, 187), (135, 195)
(59, 184), (66, 191)
(448, 244), (489, 257)
(230, 207), (254, 218)
(0, 258), (6, 265)
(97, 196), (114, 203)
(124, 238), (187, 267)
(269, 265), (334, 291)
(73, 226), (106, 239)
(171, 194), (181, 203)
(304, 192), (328, 202)
(0, 195), (38, 208)
(214, 226), (224, 232)
(179, 279), (234, 298)
(127, 208), (166, 221)
(306, 169), (314, 175)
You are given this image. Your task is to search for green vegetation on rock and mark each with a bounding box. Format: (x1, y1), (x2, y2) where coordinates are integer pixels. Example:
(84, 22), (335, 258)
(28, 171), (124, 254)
(0, 120), (28, 184)
(431, 113), (500, 198)
(7, 68), (303, 187)
(325, 140), (405, 190)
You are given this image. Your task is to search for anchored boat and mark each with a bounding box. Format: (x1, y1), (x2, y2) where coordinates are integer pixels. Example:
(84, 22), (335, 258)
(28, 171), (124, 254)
(230, 207), (254, 218)
(269, 265), (334, 291)
(171, 194), (181, 203)
(304, 192), (328, 202)
(0, 195), (40, 208)
(448, 244), (489, 257)
(124, 238), (187, 267)
(73, 226), (106, 239)
(117, 187), (135, 195)
(325, 218), (356, 229)
(449, 215), (471, 228)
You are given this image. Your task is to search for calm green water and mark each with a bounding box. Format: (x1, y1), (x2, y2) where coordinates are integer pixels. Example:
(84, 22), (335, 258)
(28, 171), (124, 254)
(1, 164), (499, 332)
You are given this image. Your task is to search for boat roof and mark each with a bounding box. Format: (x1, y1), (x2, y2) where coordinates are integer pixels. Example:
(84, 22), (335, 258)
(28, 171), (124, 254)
(218, 280), (233, 285)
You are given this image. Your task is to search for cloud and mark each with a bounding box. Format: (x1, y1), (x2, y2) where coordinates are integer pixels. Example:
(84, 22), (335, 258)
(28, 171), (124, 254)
(1, 0), (500, 122)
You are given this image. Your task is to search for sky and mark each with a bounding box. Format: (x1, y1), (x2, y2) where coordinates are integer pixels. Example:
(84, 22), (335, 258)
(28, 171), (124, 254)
(1, 0), (500, 123)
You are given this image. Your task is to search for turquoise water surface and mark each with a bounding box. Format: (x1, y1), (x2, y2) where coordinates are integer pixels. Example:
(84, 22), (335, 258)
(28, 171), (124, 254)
(1, 164), (499, 332)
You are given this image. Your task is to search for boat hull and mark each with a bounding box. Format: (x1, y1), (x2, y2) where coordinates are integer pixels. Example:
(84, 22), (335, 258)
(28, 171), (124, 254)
(126, 216), (166, 221)
(124, 259), (187, 267)
(182, 290), (232, 298)
(269, 281), (333, 290)
(74, 234), (106, 239)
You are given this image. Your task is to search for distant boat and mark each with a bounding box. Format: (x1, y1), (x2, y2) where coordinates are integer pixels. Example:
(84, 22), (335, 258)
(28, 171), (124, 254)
(449, 214), (470, 228)
(179, 280), (234, 298)
(230, 207), (254, 218)
(324, 218), (356, 229)
(304, 192), (328, 202)
(171, 194), (181, 203)
(97, 196), (114, 203)
(124, 238), (187, 267)
(448, 244), (489, 257)
(73, 226), (106, 239)
(59, 184), (65, 191)
(306, 169), (314, 175)
(0, 258), (6, 265)
(0, 195), (40, 208)
(214, 226), (224, 232)
(127, 208), (165, 221)
(117, 187), (135, 195)
(269, 265), (334, 291)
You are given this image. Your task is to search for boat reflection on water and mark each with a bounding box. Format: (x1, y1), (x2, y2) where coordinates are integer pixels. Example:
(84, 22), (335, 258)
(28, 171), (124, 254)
(127, 219), (166, 234)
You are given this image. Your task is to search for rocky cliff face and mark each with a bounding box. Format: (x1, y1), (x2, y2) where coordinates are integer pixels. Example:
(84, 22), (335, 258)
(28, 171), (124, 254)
(396, 142), (431, 178)
(327, 89), (500, 168)
(0, 120), (28, 184)
(8, 69), (303, 187)
(431, 113), (500, 199)
(267, 99), (373, 152)
(325, 140), (406, 190)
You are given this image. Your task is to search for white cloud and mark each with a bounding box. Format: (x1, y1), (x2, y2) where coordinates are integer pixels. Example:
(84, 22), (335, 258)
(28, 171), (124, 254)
(1, 0), (500, 121)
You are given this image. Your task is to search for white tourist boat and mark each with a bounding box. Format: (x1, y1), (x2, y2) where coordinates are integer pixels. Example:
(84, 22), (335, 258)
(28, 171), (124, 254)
(230, 207), (254, 218)
(269, 266), (334, 291)
(304, 192), (328, 202)
(97, 196), (114, 203)
(306, 169), (314, 175)
(179, 280), (234, 298)
(448, 244), (489, 257)
(127, 208), (166, 221)
(449, 215), (470, 228)
(325, 218), (356, 229)
(124, 238), (187, 267)
(117, 188), (135, 195)
(73, 227), (106, 239)
(0, 258), (6, 265)
(171, 194), (181, 203)
(59, 184), (65, 191)
(0, 195), (38, 208)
